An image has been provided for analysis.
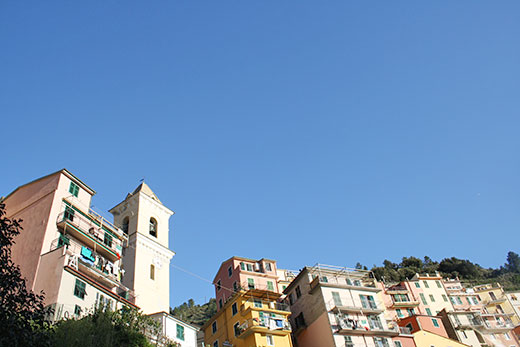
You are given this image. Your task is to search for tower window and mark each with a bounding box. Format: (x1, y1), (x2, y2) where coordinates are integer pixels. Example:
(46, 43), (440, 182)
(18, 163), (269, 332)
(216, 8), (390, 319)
(122, 217), (129, 234)
(149, 218), (157, 237)
(150, 264), (155, 280)
(74, 279), (86, 299)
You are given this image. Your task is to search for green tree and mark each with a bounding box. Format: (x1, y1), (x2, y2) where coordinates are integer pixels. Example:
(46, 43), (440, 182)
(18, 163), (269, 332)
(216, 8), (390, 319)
(51, 306), (178, 347)
(505, 251), (520, 273)
(0, 203), (51, 347)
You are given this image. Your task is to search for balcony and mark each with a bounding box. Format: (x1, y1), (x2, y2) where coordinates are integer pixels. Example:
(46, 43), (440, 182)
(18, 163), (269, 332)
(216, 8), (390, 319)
(309, 276), (380, 294)
(50, 237), (132, 300)
(241, 298), (290, 313)
(236, 317), (291, 338)
(391, 299), (420, 308)
(327, 299), (383, 314)
(57, 208), (124, 262)
(335, 317), (399, 337)
(386, 286), (409, 295)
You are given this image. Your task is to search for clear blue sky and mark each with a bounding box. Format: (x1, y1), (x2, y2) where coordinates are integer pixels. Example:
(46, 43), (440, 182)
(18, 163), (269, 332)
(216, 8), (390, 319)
(1, 1), (519, 308)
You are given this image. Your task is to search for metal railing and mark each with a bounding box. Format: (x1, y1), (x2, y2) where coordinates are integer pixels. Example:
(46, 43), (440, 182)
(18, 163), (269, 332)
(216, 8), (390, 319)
(57, 210), (123, 256)
(242, 297), (290, 312)
(236, 317), (291, 336)
(336, 316), (399, 334)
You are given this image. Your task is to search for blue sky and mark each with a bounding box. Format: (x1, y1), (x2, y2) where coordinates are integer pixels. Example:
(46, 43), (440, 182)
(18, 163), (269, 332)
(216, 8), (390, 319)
(1, 1), (519, 308)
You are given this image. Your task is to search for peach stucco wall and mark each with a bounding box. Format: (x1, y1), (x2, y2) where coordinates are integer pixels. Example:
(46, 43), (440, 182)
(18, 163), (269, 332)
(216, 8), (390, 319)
(297, 311), (335, 347)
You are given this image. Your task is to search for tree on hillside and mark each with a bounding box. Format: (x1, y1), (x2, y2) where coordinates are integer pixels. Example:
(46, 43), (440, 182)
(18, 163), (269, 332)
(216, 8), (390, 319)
(170, 298), (217, 326)
(0, 203), (51, 347)
(505, 251), (520, 273)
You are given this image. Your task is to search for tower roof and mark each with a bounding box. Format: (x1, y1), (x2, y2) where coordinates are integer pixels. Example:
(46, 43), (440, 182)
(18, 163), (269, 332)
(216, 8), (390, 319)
(130, 182), (162, 203)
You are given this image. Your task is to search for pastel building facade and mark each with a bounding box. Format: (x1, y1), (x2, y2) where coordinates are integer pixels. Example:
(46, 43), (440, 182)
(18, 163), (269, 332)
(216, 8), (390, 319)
(397, 315), (469, 347)
(2, 170), (197, 345)
(284, 264), (409, 347)
(213, 257), (284, 311)
(2, 170), (135, 320)
(203, 289), (293, 347)
(473, 283), (520, 325)
(407, 273), (454, 317)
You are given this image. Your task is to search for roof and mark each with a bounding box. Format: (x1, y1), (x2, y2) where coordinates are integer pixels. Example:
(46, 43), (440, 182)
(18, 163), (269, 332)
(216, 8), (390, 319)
(212, 256), (278, 282)
(131, 182), (161, 203)
(147, 312), (201, 330)
(2, 168), (96, 202)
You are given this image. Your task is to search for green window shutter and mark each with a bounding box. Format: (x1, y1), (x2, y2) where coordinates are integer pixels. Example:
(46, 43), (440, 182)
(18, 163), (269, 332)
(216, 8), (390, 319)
(425, 308), (432, 316)
(248, 278), (255, 289)
(69, 182), (79, 197)
(176, 324), (185, 340)
(267, 281), (274, 291)
(420, 293), (427, 305)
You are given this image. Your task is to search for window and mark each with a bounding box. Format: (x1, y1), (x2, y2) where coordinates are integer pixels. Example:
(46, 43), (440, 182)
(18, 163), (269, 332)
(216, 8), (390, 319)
(321, 276), (328, 283)
(346, 278), (352, 285)
(266, 334), (274, 346)
(218, 299), (223, 309)
(149, 218), (157, 237)
(104, 232), (112, 248)
(267, 281), (274, 291)
(489, 292), (497, 301)
(332, 292), (342, 306)
(344, 336), (354, 347)
(294, 312), (305, 329)
(394, 341), (403, 347)
(436, 280), (442, 288)
(419, 293), (427, 305)
(432, 318), (439, 327)
(69, 182), (80, 197)
(407, 308), (415, 316)
(265, 263), (272, 271)
(246, 263), (253, 271)
(414, 282), (420, 288)
(228, 266), (233, 277)
(374, 337), (390, 347)
(74, 304), (82, 316)
(150, 264), (155, 280)
(122, 217), (129, 234)
(456, 297), (463, 305)
(64, 206), (75, 221)
(423, 281), (429, 288)
(232, 303), (238, 315)
(426, 308), (432, 316)
(73, 279), (86, 299)
(212, 321), (217, 334)
(429, 294), (435, 302)
(288, 293), (294, 305)
(217, 280), (221, 291)
(450, 296), (456, 305)
(234, 322), (240, 336)
(505, 332), (511, 340)
(213, 340), (218, 347)
(360, 295), (377, 309)
(295, 286), (302, 298)
(240, 262), (245, 270)
(442, 294), (448, 302)
(472, 297), (479, 305)
(462, 330), (467, 339)
(233, 281), (238, 291)
(406, 323), (413, 332)
(282, 285), (287, 291)
(466, 297), (472, 305)
(247, 278), (255, 289)
(396, 309), (403, 317)
(254, 298), (262, 308)
(176, 324), (185, 341)
(57, 233), (70, 248)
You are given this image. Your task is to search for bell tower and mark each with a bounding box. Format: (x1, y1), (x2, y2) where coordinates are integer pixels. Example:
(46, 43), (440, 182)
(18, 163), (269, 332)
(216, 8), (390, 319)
(110, 182), (175, 314)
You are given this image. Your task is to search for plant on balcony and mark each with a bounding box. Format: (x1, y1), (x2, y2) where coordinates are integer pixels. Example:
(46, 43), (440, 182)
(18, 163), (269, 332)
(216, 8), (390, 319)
(0, 203), (52, 347)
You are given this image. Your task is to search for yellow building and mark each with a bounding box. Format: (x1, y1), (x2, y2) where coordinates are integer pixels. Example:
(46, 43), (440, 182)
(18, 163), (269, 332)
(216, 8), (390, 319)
(412, 330), (470, 347)
(203, 289), (293, 347)
(473, 283), (520, 325)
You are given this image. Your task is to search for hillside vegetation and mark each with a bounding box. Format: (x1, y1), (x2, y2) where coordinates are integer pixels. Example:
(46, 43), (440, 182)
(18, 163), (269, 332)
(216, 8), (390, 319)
(170, 251), (520, 327)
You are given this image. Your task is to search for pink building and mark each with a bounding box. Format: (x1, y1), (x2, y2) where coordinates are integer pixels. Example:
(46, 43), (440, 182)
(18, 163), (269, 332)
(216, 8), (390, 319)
(213, 257), (286, 311)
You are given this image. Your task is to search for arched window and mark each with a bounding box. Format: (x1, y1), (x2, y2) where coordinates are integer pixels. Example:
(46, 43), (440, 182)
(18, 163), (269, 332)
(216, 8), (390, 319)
(122, 217), (129, 235)
(149, 218), (157, 237)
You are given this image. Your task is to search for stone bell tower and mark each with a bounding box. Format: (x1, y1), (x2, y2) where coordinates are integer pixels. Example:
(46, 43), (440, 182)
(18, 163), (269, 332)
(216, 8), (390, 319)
(109, 182), (175, 314)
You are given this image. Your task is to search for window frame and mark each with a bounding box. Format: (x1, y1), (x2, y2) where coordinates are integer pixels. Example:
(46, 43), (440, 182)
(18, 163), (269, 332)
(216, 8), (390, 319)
(176, 323), (185, 341)
(69, 182), (80, 197)
(73, 279), (86, 299)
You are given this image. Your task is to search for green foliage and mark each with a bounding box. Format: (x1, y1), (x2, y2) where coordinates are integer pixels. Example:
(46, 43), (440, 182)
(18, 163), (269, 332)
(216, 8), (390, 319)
(371, 252), (520, 290)
(0, 203), (52, 347)
(170, 298), (217, 326)
(51, 306), (178, 347)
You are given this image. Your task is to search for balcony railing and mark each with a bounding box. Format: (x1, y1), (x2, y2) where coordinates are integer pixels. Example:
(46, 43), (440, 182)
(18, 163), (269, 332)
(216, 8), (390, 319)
(57, 209), (123, 261)
(309, 276), (380, 294)
(236, 317), (291, 338)
(391, 299), (420, 308)
(241, 297), (290, 312)
(327, 298), (383, 314)
(335, 316), (399, 337)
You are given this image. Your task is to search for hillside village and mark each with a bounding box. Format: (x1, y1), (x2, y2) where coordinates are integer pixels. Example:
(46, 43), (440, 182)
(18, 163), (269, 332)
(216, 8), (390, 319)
(3, 169), (520, 347)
